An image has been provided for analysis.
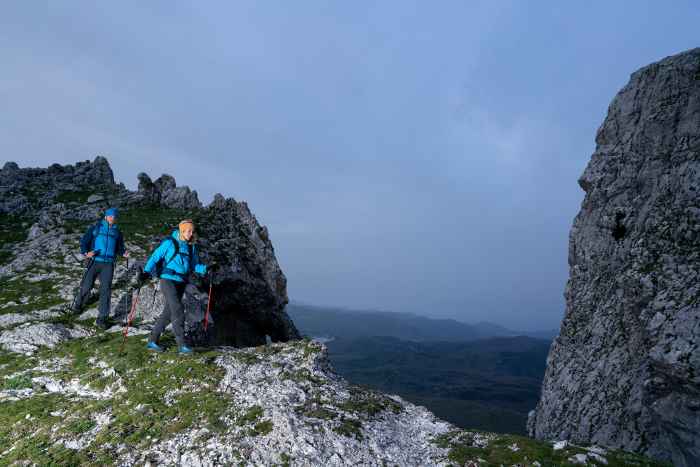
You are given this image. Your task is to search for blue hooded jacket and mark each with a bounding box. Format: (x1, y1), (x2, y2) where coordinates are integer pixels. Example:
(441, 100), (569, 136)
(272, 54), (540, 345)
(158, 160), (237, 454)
(80, 219), (125, 263)
(144, 230), (207, 282)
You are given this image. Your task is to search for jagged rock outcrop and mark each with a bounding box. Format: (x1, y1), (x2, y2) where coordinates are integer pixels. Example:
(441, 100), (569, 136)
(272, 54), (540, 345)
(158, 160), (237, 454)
(0, 157), (116, 216)
(528, 48), (700, 466)
(0, 156), (299, 351)
(194, 195), (297, 346)
(133, 172), (201, 209)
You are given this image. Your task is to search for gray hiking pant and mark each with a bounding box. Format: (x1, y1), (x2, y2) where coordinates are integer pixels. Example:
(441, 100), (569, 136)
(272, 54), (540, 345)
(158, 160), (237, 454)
(150, 278), (187, 347)
(74, 260), (114, 321)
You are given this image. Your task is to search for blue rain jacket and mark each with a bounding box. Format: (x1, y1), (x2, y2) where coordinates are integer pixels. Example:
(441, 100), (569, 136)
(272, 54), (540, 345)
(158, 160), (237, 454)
(144, 230), (207, 282)
(80, 220), (125, 263)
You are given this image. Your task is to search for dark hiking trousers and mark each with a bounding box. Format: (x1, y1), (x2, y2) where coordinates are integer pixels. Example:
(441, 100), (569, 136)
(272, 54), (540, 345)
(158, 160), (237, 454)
(150, 278), (187, 347)
(74, 261), (114, 321)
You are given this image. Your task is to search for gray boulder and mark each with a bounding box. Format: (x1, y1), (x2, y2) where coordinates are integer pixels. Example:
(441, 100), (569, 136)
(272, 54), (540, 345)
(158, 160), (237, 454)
(0, 322), (92, 354)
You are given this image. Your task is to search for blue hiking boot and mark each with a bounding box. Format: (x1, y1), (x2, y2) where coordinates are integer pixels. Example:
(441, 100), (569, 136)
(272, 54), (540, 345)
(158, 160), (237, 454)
(146, 341), (164, 353)
(178, 345), (193, 355)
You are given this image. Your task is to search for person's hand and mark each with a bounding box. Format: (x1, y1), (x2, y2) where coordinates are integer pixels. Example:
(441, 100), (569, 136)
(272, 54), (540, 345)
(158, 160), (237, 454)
(123, 251), (130, 258)
(86, 251), (96, 258)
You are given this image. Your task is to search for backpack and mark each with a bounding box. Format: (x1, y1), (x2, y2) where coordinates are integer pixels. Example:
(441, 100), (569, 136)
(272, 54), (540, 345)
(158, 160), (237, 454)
(152, 236), (194, 280)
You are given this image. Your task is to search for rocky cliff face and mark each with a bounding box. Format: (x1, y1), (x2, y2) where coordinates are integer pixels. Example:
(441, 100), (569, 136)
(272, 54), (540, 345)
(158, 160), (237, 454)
(528, 48), (700, 467)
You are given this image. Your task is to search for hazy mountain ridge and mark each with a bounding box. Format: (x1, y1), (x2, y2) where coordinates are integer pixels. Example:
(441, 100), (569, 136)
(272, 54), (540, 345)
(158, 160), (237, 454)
(288, 302), (558, 342)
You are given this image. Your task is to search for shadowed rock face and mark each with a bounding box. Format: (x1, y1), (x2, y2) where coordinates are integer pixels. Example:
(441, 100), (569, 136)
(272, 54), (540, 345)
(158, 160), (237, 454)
(189, 194), (301, 346)
(528, 48), (700, 466)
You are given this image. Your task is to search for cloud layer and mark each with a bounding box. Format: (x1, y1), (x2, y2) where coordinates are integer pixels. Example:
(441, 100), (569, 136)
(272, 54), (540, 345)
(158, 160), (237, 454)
(2, 2), (698, 330)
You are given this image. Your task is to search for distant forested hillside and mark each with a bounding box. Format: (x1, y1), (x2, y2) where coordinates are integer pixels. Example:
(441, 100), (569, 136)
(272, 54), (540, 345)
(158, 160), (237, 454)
(325, 336), (551, 434)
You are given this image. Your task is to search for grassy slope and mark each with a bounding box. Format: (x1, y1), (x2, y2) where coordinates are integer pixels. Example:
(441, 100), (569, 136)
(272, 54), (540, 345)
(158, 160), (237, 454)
(0, 337), (671, 467)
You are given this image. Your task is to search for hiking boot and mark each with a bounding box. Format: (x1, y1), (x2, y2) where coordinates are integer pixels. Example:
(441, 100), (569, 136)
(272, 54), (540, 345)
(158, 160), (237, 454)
(146, 341), (164, 353)
(178, 345), (193, 355)
(95, 319), (109, 330)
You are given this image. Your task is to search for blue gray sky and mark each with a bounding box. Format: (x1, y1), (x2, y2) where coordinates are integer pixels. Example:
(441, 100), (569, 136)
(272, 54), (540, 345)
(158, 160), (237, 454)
(2, 2), (698, 331)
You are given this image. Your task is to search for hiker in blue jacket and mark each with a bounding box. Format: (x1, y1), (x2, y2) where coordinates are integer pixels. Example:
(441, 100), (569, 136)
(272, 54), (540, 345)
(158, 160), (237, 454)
(139, 219), (207, 354)
(72, 207), (129, 329)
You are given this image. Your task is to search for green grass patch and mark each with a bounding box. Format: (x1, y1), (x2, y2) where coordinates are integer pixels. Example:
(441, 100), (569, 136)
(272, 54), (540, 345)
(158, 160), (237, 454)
(54, 189), (94, 205)
(297, 405), (337, 421)
(280, 368), (325, 385)
(338, 389), (402, 418)
(239, 405), (263, 425)
(3, 373), (33, 390)
(333, 416), (363, 440)
(0, 213), (32, 265)
(66, 418), (97, 434)
(431, 431), (672, 467)
(0, 394), (79, 463)
(0, 332), (235, 462)
(0, 275), (65, 314)
(231, 351), (261, 365)
(0, 350), (36, 377)
(250, 420), (273, 437)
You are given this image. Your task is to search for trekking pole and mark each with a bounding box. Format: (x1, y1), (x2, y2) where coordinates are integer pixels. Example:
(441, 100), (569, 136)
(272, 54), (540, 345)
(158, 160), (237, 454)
(204, 271), (213, 331)
(151, 280), (159, 310)
(120, 286), (141, 352)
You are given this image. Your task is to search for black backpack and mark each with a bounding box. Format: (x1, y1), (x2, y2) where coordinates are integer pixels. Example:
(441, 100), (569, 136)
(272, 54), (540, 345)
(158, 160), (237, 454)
(152, 236), (194, 280)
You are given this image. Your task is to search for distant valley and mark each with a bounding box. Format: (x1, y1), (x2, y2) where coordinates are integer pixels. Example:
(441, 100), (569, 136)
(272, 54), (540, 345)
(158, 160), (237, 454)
(288, 303), (554, 435)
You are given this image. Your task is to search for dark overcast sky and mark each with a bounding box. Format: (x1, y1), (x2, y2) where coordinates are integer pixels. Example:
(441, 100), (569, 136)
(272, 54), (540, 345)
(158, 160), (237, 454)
(2, 2), (698, 331)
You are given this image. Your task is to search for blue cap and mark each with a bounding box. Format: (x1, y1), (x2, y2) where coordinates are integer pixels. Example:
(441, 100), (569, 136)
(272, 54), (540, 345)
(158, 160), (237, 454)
(105, 207), (119, 218)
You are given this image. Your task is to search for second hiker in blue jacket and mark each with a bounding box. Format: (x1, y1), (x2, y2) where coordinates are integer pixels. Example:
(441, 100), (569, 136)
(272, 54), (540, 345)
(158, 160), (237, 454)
(73, 207), (129, 329)
(141, 219), (207, 354)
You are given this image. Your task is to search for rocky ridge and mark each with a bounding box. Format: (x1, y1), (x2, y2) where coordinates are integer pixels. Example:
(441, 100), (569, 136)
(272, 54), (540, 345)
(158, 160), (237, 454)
(527, 48), (700, 467)
(0, 335), (664, 466)
(0, 157), (300, 349)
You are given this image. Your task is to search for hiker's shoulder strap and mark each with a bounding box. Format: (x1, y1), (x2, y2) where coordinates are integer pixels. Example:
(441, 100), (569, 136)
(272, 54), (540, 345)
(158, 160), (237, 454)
(164, 236), (179, 265)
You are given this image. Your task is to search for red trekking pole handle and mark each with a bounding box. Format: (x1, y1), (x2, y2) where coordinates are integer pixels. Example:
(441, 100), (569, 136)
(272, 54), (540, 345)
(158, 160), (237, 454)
(120, 287), (140, 352)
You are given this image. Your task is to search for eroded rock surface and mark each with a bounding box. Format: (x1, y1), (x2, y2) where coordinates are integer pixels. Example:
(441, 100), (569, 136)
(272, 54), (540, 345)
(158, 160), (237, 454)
(528, 48), (700, 467)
